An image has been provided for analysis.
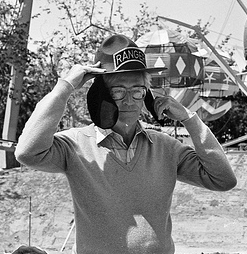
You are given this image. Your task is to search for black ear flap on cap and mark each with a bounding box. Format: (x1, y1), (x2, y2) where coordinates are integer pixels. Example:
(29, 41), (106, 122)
(144, 89), (165, 126)
(87, 76), (118, 129)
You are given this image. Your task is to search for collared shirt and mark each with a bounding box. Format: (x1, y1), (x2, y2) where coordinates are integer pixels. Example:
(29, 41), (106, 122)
(95, 121), (153, 164)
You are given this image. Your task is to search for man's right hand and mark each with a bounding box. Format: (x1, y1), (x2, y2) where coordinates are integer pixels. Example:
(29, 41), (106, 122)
(63, 62), (106, 89)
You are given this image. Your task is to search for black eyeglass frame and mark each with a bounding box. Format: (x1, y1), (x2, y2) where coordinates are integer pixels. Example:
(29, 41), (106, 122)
(109, 86), (147, 101)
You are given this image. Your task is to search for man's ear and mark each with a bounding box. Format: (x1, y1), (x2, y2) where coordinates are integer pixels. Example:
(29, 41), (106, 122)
(87, 75), (118, 129)
(144, 89), (165, 126)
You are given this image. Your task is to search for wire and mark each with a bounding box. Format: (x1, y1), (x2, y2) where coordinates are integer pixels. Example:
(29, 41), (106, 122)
(208, 28), (242, 42)
(158, 7), (242, 47)
(214, 0), (236, 47)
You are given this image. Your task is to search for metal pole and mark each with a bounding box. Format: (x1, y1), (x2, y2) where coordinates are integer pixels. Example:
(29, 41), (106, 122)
(237, 0), (247, 15)
(237, 0), (247, 61)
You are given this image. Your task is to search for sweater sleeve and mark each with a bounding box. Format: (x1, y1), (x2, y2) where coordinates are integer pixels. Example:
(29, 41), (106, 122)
(15, 79), (75, 172)
(176, 113), (237, 191)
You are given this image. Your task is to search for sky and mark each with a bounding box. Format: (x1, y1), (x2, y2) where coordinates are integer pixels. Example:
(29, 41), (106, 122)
(28, 0), (247, 45)
(26, 0), (247, 65)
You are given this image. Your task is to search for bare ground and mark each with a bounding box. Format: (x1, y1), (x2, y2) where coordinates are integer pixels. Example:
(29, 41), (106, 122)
(1, 153), (247, 254)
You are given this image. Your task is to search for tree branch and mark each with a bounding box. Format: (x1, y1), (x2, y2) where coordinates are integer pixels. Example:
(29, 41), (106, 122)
(62, 0), (116, 36)
(108, 0), (114, 29)
(62, 2), (77, 35)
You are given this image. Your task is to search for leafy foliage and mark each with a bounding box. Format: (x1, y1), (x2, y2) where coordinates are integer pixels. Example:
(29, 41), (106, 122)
(207, 91), (247, 143)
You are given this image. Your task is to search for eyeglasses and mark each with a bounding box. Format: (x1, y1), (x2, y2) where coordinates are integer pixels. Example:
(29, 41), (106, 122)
(110, 86), (147, 101)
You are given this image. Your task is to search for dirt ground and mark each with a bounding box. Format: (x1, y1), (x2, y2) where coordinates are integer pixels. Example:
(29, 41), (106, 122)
(1, 152), (247, 254)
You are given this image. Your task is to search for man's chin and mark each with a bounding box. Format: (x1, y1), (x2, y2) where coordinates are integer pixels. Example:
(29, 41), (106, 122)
(116, 117), (138, 127)
(118, 112), (138, 119)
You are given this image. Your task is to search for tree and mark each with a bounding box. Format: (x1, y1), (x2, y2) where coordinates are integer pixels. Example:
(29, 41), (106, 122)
(206, 91), (247, 143)
(1, 0), (246, 142)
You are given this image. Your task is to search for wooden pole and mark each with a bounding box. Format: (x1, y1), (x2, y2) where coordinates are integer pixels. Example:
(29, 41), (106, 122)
(60, 221), (75, 252)
(29, 196), (32, 246)
(0, 0), (33, 168)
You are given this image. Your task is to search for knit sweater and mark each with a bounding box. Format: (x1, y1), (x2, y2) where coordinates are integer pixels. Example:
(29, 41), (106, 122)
(15, 81), (237, 254)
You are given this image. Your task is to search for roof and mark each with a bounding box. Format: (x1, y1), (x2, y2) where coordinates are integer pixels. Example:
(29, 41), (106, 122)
(0, 139), (16, 152)
(222, 134), (247, 148)
(140, 121), (190, 137)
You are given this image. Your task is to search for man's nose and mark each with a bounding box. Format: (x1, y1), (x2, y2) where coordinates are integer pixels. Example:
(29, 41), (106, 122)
(123, 91), (134, 105)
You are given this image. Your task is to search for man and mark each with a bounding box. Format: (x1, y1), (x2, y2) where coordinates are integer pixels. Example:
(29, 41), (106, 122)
(14, 34), (237, 254)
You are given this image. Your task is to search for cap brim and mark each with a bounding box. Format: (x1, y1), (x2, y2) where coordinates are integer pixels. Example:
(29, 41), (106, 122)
(92, 67), (167, 75)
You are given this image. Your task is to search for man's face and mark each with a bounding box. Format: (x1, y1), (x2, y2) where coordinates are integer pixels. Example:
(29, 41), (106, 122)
(106, 72), (146, 127)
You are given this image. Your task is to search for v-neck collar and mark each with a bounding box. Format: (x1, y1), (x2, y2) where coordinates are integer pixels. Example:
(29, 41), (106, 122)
(83, 123), (151, 172)
(107, 134), (144, 172)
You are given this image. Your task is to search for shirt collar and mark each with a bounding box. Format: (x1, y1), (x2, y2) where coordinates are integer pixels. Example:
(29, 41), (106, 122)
(95, 126), (113, 144)
(94, 121), (153, 145)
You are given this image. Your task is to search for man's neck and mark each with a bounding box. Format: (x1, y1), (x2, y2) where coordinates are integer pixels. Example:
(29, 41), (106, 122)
(112, 122), (137, 147)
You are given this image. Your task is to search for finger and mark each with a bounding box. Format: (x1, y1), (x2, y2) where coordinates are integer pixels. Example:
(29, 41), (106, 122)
(81, 66), (106, 84)
(153, 97), (161, 117)
(85, 62), (106, 74)
(74, 65), (106, 88)
(154, 98), (167, 120)
(88, 67), (106, 74)
(162, 108), (169, 118)
(91, 61), (101, 68)
(158, 103), (170, 119)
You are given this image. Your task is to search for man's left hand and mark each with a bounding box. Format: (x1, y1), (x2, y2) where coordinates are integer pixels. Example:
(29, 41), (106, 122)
(153, 95), (192, 122)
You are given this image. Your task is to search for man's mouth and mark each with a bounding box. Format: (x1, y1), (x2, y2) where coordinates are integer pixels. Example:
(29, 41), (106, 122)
(119, 110), (136, 113)
(119, 107), (138, 112)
